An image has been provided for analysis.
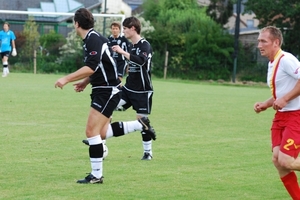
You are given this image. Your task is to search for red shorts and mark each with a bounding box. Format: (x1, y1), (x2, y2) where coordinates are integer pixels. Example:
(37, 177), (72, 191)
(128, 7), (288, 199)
(271, 110), (300, 158)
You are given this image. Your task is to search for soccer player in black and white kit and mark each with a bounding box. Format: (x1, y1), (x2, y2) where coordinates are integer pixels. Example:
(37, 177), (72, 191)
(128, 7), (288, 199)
(55, 8), (121, 184)
(81, 17), (156, 159)
(112, 16), (156, 160)
(107, 22), (131, 81)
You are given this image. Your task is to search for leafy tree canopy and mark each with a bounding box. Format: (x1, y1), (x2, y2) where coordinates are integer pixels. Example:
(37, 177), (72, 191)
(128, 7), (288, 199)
(206, 0), (234, 25)
(245, 0), (300, 56)
(142, 0), (234, 80)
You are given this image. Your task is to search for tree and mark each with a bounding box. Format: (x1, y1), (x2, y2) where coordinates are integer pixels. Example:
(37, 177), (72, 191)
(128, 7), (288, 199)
(39, 30), (66, 56)
(20, 16), (40, 63)
(142, 0), (234, 80)
(56, 28), (83, 73)
(245, 0), (300, 56)
(206, 0), (234, 25)
(10, 17), (41, 72)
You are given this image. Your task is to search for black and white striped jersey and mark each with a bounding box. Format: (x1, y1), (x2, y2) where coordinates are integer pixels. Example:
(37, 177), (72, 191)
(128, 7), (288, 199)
(83, 29), (121, 88)
(124, 38), (153, 92)
(107, 34), (131, 62)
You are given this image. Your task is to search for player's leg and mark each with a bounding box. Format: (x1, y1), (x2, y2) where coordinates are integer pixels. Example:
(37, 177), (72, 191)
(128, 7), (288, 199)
(137, 116), (156, 141)
(89, 119), (154, 160)
(82, 119), (155, 145)
(277, 150), (300, 199)
(6, 58), (9, 74)
(278, 150), (300, 170)
(2, 54), (9, 77)
(130, 91), (156, 160)
(115, 99), (126, 111)
(137, 114), (154, 160)
(77, 88), (120, 184)
(277, 111), (300, 171)
(101, 89), (156, 143)
(272, 111), (300, 199)
(82, 90), (156, 160)
(77, 108), (107, 184)
(82, 90), (131, 145)
(114, 86), (128, 111)
(109, 89), (136, 137)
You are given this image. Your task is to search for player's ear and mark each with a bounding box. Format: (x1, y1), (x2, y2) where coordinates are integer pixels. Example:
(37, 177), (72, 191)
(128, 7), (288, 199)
(131, 26), (137, 32)
(74, 21), (80, 28)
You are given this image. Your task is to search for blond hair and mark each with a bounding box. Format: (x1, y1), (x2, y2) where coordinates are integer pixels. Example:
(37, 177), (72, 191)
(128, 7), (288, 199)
(260, 26), (283, 46)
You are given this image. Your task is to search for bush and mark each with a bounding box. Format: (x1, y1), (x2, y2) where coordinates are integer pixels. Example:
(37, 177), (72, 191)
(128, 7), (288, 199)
(238, 62), (268, 82)
(39, 30), (66, 56)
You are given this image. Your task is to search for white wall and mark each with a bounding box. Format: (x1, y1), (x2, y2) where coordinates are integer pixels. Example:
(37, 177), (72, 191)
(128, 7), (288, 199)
(225, 13), (259, 30)
(102, 0), (132, 17)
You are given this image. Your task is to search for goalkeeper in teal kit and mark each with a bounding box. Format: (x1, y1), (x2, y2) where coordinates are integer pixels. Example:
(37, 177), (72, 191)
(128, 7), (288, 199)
(0, 22), (17, 77)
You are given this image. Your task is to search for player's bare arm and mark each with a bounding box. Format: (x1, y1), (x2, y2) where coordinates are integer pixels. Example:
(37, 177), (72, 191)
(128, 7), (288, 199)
(254, 97), (274, 113)
(55, 66), (93, 89)
(273, 80), (300, 110)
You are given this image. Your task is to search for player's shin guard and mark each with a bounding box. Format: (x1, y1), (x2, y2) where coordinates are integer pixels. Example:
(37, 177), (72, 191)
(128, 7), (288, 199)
(110, 121), (142, 137)
(88, 135), (103, 179)
(280, 171), (300, 200)
(141, 131), (152, 155)
(2, 61), (8, 76)
(111, 122), (125, 137)
(141, 131), (152, 142)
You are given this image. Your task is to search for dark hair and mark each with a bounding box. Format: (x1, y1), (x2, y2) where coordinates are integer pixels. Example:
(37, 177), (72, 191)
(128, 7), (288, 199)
(111, 21), (121, 29)
(122, 16), (141, 34)
(74, 8), (94, 30)
(3, 22), (10, 27)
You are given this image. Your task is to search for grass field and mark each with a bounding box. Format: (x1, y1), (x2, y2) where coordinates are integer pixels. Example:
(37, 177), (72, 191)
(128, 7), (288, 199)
(0, 73), (293, 199)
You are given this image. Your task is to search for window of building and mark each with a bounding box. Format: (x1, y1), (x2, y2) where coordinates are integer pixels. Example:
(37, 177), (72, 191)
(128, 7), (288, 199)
(247, 19), (254, 28)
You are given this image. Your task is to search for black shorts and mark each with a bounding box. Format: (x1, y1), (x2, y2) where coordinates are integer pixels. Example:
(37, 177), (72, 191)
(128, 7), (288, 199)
(1, 51), (10, 58)
(90, 87), (121, 118)
(116, 60), (127, 78)
(121, 87), (153, 114)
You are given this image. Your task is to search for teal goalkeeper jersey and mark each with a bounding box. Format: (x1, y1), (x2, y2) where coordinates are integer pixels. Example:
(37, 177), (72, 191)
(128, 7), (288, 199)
(0, 30), (16, 52)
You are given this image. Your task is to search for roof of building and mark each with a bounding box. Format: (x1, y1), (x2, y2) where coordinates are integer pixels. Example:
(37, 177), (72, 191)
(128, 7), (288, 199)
(123, 0), (143, 10)
(0, 0), (102, 22)
(123, 0), (143, 5)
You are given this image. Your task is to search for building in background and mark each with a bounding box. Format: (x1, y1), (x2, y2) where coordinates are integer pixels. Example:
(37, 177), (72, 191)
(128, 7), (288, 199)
(226, 0), (260, 45)
(0, 0), (102, 22)
(0, 0), (104, 36)
(0, 0), (260, 47)
(123, 0), (143, 11)
(103, 0), (131, 17)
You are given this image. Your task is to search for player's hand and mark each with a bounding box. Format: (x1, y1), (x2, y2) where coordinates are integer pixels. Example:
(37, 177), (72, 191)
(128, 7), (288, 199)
(11, 48), (17, 56)
(55, 77), (68, 89)
(254, 102), (267, 113)
(73, 82), (87, 92)
(272, 98), (287, 110)
(111, 45), (122, 53)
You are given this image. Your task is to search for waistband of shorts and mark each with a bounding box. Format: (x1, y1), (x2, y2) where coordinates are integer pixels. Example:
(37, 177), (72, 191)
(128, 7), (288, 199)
(92, 83), (121, 90)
